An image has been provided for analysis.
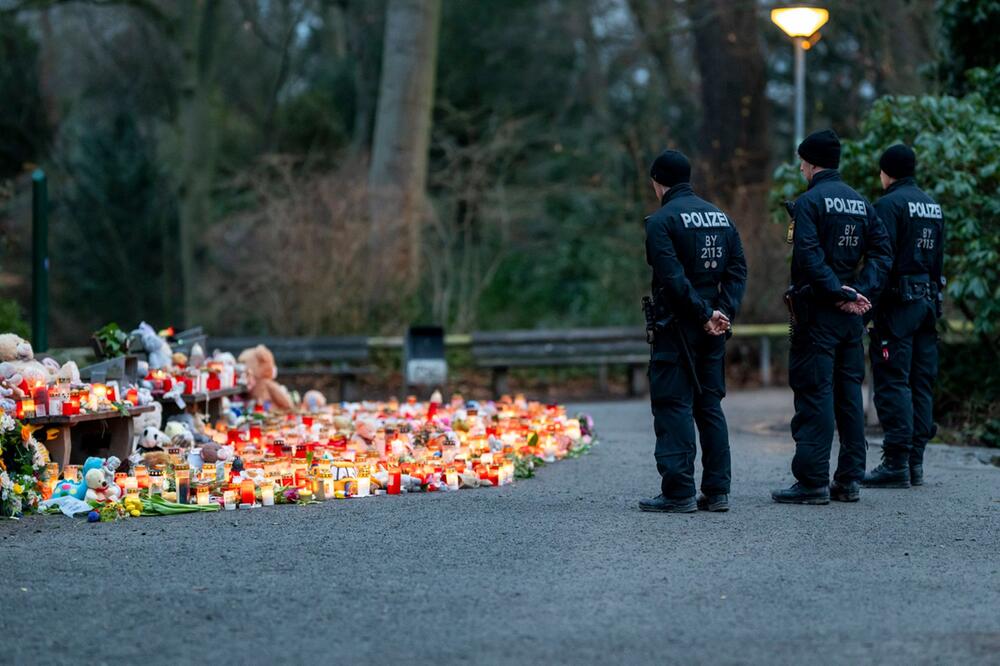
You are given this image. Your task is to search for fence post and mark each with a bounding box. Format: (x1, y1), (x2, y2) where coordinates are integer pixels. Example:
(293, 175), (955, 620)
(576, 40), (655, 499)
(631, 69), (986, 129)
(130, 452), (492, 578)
(32, 169), (49, 353)
(759, 335), (772, 387)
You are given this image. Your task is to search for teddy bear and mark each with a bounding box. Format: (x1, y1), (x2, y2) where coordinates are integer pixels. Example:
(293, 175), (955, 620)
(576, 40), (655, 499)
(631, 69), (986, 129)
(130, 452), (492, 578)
(238, 345), (294, 412)
(130, 322), (172, 370)
(0, 334), (49, 390)
(85, 464), (122, 504)
(302, 389), (327, 413)
(0, 334), (81, 389)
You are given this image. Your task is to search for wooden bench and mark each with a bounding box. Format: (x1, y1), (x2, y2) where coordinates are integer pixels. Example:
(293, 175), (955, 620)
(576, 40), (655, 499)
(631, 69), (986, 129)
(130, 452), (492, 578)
(208, 336), (372, 401)
(471, 327), (650, 396)
(27, 404), (156, 473)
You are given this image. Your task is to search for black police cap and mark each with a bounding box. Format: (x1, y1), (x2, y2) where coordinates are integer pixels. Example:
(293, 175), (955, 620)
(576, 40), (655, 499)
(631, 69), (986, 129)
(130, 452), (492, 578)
(797, 129), (841, 169)
(879, 144), (916, 179)
(649, 150), (691, 187)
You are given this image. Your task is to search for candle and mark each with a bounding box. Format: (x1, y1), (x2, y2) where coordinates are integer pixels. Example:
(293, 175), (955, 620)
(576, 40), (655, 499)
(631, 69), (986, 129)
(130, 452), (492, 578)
(63, 464), (79, 483)
(133, 464), (148, 489)
(260, 482), (275, 506)
(356, 476), (371, 498)
(122, 476), (138, 493)
(321, 472), (335, 500)
(21, 398), (35, 418)
(223, 488), (236, 510)
(149, 469), (163, 495)
(446, 469), (459, 491)
(174, 464), (190, 504)
(126, 388), (139, 405)
(91, 383), (107, 410)
(240, 478), (255, 506)
(32, 384), (49, 417)
(387, 468), (401, 495)
(115, 472), (128, 488)
(196, 485), (210, 506)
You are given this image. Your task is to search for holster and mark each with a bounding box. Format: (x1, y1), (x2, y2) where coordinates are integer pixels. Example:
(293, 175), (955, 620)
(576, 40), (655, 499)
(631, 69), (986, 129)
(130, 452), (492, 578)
(891, 274), (934, 303)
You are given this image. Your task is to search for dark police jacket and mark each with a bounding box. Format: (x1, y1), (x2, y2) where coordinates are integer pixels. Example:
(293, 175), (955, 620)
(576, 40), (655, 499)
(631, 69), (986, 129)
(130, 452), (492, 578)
(645, 183), (747, 325)
(790, 169), (892, 305)
(874, 176), (944, 300)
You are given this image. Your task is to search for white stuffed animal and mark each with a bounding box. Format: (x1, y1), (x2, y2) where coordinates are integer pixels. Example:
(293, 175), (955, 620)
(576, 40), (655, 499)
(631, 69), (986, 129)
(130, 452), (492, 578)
(139, 426), (171, 451)
(131, 322), (172, 370)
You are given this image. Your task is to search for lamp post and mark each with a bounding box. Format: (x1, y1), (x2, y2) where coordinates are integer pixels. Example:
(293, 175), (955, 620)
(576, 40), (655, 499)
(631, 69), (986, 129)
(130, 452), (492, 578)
(771, 6), (829, 152)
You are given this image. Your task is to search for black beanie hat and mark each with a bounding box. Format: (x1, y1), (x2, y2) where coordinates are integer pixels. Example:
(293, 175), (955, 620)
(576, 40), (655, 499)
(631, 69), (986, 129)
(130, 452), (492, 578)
(649, 149), (691, 187)
(879, 144), (916, 179)
(797, 129), (841, 169)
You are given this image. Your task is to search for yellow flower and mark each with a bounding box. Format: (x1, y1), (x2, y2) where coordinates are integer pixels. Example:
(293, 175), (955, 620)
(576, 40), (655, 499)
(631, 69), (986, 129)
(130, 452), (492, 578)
(130, 510), (140, 517)
(12, 483), (22, 494)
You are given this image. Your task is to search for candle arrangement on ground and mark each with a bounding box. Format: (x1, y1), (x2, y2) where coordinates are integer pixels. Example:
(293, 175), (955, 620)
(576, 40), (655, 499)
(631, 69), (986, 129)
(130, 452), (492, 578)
(4, 389), (596, 521)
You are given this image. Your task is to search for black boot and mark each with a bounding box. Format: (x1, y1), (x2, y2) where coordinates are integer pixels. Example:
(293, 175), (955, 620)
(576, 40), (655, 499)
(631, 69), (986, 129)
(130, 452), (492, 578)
(830, 480), (860, 502)
(771, 482), (830, 505)
(862, 455), (911, 488)
(639, 494), (697, 513)
(696, 493), (729, 512)
(910, 464), (924, 487)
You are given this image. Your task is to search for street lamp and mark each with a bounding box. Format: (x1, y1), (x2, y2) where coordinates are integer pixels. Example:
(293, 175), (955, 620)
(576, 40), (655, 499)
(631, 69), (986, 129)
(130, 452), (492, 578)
(771, 6), (829, 152)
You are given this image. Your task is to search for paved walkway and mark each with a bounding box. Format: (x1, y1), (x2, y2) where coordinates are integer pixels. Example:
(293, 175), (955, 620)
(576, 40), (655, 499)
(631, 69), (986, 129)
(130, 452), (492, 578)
(1, 389), (997, 664)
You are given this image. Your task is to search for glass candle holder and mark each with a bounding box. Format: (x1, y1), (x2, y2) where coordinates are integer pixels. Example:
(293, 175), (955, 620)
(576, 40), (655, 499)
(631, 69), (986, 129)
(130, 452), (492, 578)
(240, 478), (255, 506)
(149, 469), (163, 495)
(223, 488), (236, 510)
(196, 484), (210, 506)
(387, 468), (401, 495)
(174, 464), (191, 504)
(260, 482), (275, 506)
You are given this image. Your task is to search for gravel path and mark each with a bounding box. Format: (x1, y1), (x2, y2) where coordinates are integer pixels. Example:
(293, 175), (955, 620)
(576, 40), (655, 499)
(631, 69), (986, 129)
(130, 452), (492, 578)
(1, 389), (997, 665)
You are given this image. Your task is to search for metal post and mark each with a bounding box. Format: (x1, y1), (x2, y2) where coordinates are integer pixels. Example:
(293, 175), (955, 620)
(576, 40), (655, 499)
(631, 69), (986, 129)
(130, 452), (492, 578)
(760, 335), (772, 387)
(793, 37), (806, 151)
(31, 169), (49, 353)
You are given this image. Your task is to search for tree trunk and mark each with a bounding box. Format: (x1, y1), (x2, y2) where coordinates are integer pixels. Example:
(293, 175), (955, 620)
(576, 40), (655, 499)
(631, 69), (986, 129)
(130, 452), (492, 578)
(368, 0), (441, 287)
(687, 0), (769, 201)
(176, 0), (220, 327)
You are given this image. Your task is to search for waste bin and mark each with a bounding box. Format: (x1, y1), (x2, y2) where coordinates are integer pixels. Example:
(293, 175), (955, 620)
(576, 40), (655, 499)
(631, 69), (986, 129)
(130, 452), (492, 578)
(403, 326), (447, 395)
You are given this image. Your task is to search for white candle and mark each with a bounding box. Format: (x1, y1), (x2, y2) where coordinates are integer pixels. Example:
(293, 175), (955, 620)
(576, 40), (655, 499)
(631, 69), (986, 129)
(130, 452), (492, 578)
(446, 470), (459, 491)
(261, 482), (275, 506)
(356, 476), (371, 497)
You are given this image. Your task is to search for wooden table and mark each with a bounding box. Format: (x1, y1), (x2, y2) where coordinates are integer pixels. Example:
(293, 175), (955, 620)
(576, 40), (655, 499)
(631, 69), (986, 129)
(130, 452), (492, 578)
(25, 404), (156, 471)
(156, 385), (246, 423)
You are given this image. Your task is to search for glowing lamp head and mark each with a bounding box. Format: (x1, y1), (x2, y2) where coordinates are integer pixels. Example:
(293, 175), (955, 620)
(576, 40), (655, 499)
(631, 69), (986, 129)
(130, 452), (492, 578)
(770, 7), (829, 38)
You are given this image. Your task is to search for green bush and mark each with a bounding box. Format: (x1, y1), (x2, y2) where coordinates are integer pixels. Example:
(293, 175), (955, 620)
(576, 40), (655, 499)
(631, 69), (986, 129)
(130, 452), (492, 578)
(0, 298), (29, 339)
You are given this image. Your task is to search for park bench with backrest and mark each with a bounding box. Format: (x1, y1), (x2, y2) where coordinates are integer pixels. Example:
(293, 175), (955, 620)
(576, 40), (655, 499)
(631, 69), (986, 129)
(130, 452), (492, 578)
(470, 327), (650, 397)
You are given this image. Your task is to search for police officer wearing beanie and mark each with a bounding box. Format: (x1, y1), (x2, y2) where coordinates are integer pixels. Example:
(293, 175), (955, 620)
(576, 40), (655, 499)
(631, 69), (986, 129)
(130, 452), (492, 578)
(639, 150), (747, 513)
(772, 129), (892, 505)
(863, 144), (945, 489)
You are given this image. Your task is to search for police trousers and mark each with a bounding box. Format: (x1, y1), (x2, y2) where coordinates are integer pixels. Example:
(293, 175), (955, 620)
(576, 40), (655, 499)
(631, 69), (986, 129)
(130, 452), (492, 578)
(870, 298), (938, 465)
(789, 306), (867, 487)
(649, 328), (729, 499)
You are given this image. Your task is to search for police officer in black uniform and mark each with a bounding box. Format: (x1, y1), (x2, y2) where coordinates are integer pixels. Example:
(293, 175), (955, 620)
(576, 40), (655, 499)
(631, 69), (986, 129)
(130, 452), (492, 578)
(772, 129), (892, 505)
(639, 150), (747, 514)
(863, 144), (945, 488)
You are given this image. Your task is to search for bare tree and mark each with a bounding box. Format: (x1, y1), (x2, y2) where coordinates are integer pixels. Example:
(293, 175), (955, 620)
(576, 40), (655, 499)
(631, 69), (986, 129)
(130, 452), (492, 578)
(367, 0), (441, 287)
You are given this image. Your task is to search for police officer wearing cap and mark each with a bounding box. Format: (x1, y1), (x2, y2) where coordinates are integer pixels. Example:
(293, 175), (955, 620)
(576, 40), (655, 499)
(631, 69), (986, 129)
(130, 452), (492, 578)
(863, 144), (945, 489)
(639, 150), (747, 514)
(772, 129), (892, 505)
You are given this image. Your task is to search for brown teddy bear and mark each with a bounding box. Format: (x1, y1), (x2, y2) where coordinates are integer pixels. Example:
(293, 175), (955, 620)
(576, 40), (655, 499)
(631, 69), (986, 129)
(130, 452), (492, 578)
(237, 345), (294, 412)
